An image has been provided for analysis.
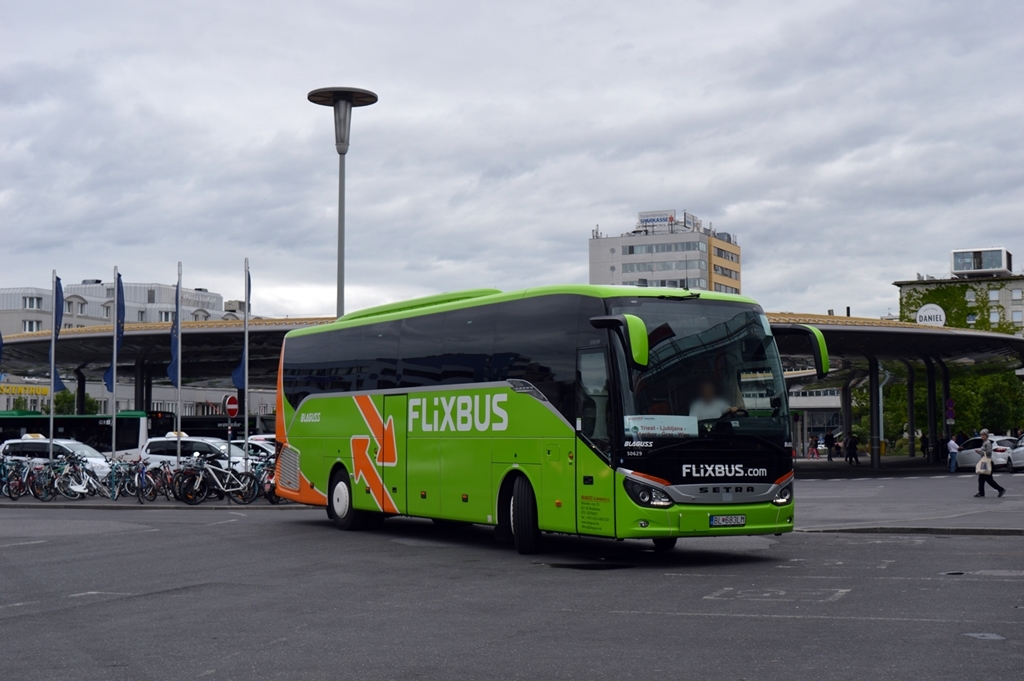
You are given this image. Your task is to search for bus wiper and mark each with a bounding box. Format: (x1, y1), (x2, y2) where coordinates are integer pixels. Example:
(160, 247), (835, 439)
(656, 293), (700, 300)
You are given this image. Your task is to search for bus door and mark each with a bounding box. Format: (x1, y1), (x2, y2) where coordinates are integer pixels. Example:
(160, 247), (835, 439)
(379, 395), (407, 515)
(575, 349), (616, 537)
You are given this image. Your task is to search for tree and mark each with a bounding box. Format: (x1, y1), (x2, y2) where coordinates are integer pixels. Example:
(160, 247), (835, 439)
(50, 390), (101, 415)
(11, 396), (28, 411)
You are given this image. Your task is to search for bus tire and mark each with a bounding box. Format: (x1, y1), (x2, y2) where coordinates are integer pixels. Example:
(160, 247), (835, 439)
(494, 476), (514, 543)
(652, 537), (677, 552)
(329, 469), (365, 531)
(511, 475), (541, 555)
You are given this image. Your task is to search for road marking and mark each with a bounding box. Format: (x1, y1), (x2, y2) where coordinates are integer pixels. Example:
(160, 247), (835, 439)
(603, 609), (1021, 624)
(963, 633), (1005, 640)
(0, 601), (37, 610)
(931, 475), (946, 479)
(69, 591), (133, 598)
(229, 512), (246, 517)
(905, 477), (919, 480)
(0, 540), (47, 548)
(703, 587), (851, 602)
(207, 519), (238, 526)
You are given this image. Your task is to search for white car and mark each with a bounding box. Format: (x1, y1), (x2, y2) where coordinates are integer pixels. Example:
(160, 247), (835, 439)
(955, 436), (1018, 471)
(1007, 436), (1024, 472)
(0, 434), (112, 477)
(231, 437), (277, 458)
(138, 433), (248, 472)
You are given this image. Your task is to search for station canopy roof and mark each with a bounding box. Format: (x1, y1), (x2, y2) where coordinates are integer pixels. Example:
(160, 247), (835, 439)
(2, 312), (1023, 391)
(0, 318), (331, 389)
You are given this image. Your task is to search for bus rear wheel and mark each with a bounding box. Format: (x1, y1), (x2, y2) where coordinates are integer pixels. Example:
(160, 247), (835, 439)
(329, 470), (365, 531)
(652, 537), (677, 552)
(511, 476), (541, 555)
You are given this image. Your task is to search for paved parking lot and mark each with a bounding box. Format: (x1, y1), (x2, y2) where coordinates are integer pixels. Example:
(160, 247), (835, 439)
(1, 503), (1022, 680)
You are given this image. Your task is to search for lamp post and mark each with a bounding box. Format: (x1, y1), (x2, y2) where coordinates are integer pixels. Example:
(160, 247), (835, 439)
(308, 87), (378, 318)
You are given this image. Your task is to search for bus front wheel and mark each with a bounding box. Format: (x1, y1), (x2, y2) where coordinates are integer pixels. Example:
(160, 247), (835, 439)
(511, 476), (541, 555)
(329, 470), (365, 531)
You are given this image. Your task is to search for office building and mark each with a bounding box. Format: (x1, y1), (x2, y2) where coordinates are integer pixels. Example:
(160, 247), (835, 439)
(589, 210), (741, 293)
(0, 280), (228, 339)
(895, 247), (1024, 336)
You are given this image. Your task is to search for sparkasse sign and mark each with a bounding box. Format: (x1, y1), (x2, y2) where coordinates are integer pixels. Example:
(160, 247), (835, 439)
(915, 303), (946, 327)
(638, 210), (676, 227)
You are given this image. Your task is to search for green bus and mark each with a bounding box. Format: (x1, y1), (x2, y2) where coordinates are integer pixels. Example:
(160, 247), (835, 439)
(274, 285), (828, 553)
(0, 410), (176, 455)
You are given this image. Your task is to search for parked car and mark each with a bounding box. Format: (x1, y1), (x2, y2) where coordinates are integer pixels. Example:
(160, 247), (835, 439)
(954, 436), (1018, 471)
(1007, 436), (1024, 472)
(0, 434), (112, 477)
(230, 436), (277, 458)
(138, 433), (247, 471)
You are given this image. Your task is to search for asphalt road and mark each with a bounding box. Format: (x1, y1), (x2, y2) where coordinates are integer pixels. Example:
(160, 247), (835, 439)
(1, 506), (1022, 680)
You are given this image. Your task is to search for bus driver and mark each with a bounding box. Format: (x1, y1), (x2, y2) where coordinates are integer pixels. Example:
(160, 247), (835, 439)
(689, 380), (739, 420)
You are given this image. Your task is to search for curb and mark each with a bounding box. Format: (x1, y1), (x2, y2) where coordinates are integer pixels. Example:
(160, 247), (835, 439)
(0, 502), (318, 511)
(797, 526), (1024, 537)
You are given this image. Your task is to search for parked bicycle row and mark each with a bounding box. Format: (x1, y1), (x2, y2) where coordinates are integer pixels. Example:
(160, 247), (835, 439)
(1, 448), (282, 506)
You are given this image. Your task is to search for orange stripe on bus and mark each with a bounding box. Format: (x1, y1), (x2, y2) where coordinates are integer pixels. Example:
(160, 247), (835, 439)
(775, 470), (794, 485)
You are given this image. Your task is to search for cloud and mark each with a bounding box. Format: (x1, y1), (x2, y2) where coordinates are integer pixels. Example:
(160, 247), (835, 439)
(1, 0), (1022, 319)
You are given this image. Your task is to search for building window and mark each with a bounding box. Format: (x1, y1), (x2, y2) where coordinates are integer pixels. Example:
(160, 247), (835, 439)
(714, 248), (740, 263)
(23, 296), (42, 309)
(64, 301), (74, 314)
(79, 302), (87, 314)
(103, 306), (110, 319)
(1013, 310), (1023, 324)
(147, 289), (156, 304)
(138, 311), (146, 322)
(160, 311), (173, 322)
(989, 310), (1000, 324)
(967, 313), (977, 325)
(22, 320), (41, 332)
(988, 290), (999, 302)
(1013, 289), (1023, 302)
(64, 323), (73, 329)
(965, 290), (976, 303)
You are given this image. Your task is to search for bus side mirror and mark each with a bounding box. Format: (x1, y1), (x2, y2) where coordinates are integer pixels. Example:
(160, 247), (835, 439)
(770, 323), (829, 379)
(590, 315), (649, 369)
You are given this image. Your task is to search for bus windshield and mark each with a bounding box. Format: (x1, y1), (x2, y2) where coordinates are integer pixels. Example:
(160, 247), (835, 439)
(607, 297), (789, 442)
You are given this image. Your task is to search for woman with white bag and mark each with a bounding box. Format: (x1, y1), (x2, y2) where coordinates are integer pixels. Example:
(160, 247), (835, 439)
(974, 429), (1006, 498)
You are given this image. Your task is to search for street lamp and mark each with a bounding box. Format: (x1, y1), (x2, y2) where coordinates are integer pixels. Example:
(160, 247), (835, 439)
(308, 86), (378, 318)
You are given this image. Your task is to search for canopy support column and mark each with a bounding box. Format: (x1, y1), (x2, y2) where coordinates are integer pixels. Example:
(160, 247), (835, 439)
(937, 358), (951, 451)
(841, 377), (853, 446)
(74, 365), (87, 415)
(902, 360), (916, 458)
(144, 368), (153, 413)
(868, 355), (881, 468)
(923, 357), (939, 463)
(134, 357), (145, 413)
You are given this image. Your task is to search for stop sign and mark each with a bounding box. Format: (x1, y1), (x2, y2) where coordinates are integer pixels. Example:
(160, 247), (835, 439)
(223, 395), (239, 418)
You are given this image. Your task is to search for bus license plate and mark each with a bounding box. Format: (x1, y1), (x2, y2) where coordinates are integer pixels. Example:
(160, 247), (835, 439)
(710, 515), (746, 527)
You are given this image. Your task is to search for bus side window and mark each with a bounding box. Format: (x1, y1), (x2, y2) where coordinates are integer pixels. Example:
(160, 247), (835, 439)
(577, 349), (612, 454)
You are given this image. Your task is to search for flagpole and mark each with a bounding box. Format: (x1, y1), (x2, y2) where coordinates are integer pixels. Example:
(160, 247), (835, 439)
(49, 269), (57, 460)
(176, 262), (182, 469)
(243, 257), (250, 473)
(111, 266), (118, 458)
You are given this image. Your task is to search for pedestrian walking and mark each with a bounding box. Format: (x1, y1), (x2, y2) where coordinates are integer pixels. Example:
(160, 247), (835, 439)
(809, 435), (819, 459)
(824, 429), (836, 462)
(845, 432), (860, 466)
(947, 434), (960, 473)
(974, 429), (1006, 498)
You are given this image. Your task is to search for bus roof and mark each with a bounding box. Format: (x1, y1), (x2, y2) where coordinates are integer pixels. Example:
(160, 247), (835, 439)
(288, 284), (759, 338)
(0, 410), (150, 418)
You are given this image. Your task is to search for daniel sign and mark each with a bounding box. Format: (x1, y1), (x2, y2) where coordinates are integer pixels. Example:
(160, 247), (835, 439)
(915, 303), (946, 327)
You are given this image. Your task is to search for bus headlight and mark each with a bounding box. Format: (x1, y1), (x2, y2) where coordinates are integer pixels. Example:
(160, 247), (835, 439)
(624, 479), (674, 508)
(771, 485), (793, 506)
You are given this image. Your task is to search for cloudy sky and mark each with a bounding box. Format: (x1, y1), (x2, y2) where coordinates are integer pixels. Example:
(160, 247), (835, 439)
(2, 1), (1022, 319)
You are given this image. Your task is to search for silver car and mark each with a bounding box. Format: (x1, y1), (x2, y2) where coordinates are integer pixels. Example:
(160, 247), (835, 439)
(955, 436), (1018, 471)
(1007, 436), (1024, 472)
